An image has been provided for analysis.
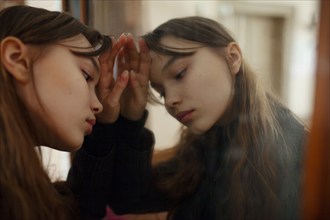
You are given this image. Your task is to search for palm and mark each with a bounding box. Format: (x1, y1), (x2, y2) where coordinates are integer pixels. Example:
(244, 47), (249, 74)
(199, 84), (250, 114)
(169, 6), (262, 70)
(96, 36), (129, 124)
(117, 34), (151, 121)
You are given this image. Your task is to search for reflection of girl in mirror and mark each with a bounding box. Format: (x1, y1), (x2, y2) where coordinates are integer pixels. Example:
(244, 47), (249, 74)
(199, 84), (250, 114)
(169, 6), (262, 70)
(0, 5), (131, 219)
(108, 17), (308, 220)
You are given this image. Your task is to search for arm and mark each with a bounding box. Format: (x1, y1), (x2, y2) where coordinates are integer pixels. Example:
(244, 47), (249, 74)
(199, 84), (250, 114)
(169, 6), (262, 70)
(67, 122), (118, 219)
(67, 34), (160, 218)
(109, 113), (173, 215)
(66, 35), (129, 219)
(276, 106), (309, 220)
(107, 35), (172, 214)
(67, 112), (171, 218)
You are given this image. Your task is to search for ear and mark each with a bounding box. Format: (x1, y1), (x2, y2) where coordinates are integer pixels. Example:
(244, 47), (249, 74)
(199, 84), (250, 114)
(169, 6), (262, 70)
(0, 37), (31, 83)
(225, 42), (242, 75)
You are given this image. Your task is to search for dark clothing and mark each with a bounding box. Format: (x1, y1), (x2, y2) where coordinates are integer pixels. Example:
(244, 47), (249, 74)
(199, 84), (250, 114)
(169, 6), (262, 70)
(67, 112), (154, 219)
(68, 106), (308, 220)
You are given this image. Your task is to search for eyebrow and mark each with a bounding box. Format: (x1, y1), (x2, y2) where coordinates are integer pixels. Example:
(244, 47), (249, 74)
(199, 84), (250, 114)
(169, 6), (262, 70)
(162, 56), (179, 73)
(161, 52), (195, 73)
(72, 51), (100, 73)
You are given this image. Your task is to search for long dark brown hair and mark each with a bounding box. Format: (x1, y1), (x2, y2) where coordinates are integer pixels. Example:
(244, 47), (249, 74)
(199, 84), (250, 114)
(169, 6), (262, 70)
(143, 16), (296, 219)
(0, 5), (111, 220)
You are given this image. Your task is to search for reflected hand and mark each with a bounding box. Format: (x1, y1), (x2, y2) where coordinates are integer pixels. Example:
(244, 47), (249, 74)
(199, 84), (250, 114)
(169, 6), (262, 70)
(96, 35), (129, 124)
(117, 33), (151, 121)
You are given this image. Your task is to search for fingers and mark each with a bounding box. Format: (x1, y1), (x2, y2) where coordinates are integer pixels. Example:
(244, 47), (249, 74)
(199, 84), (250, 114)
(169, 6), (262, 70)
(99, 34), (127, 71)
(128, 70), (139, 88)
(107, 70), (129, 104)
(106, 34), (151, 96)
(138, 38), (151, 86)
(116, 34), (150, 79)
(98, 43), (112, 85)
(98, 63), (114, 91)
(126, 33), (140, 72)
(116, 47), (125, 76)
(109, 35), (127, 64)
(96, 69), (129, 124)
(107, 35), (127, 74)
(98, 34), (127, 89)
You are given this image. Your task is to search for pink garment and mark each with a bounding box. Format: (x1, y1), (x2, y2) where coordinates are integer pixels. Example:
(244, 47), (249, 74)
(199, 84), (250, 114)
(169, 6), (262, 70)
(103, 206), (127, 220)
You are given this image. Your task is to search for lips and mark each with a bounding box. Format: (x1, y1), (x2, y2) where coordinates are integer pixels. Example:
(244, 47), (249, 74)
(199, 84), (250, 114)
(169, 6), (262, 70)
(86, 119), (96, 126)
(85, 119), (96, 134)
(175, 110), (194, 124)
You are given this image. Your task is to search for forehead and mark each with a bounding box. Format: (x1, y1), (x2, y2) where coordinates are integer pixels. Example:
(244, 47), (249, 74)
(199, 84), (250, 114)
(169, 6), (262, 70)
(59, 34), (92, 51)
(59, 34), (100, 69)
(150, 36), (203, 83)
(150, 35), (201, 67)
(159, 35), (202, 50)
(150, 53), (165, 83)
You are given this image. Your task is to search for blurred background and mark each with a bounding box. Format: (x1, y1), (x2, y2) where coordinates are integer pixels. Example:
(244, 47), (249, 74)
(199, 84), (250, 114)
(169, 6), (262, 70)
(0, 0), (320, 182)
(2, 1), (329, 220)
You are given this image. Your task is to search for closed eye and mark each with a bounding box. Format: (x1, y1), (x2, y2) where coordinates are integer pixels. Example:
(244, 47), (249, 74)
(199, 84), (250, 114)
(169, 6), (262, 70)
(175, 69), (186, 80)
(150, 83), (165, 100)
(154, 88), (165, 99)
(82, 70), (92, 81)
(159, 92), (165, 99)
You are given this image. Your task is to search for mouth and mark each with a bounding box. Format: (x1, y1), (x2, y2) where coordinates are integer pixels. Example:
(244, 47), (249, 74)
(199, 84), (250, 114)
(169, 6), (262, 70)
(85, 119), (96, 134)
(86, 119), (96, 126)
(175, 110), (194, 124)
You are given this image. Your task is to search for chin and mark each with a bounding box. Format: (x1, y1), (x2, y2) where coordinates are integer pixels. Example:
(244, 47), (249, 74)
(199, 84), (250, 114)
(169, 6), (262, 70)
(51, 139), (83, 152)
(66, 141), (84, 152)
(40, 130), (84, 152)
(188, 121), (215, 135)
(66, 145), (82, 152)
(189, 127), (207, 135)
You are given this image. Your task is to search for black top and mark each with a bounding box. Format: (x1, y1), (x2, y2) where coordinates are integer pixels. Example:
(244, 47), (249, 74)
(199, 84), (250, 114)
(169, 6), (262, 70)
(68, 106), (308, 220)
(67, 111), (154, 219)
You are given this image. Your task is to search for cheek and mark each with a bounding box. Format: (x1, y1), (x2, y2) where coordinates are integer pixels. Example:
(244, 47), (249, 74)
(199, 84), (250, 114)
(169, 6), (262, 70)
(30, 73), (89, 139)
(34, 64), (88, 107)
(165, 105), (174, 116)
(196, 71), (233, 110)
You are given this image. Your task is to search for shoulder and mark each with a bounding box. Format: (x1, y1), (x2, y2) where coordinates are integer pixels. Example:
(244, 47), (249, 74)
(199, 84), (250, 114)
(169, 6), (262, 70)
(272, 100), (308, 142)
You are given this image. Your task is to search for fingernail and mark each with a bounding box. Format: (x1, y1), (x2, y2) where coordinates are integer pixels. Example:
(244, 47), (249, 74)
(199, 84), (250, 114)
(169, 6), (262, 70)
(130, 70), (136, 77)
(121, 70), (129, 81)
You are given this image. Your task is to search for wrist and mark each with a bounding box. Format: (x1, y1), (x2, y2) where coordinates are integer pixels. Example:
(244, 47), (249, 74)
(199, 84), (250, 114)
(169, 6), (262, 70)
(117, 110), (149, 143)
(120, 109), (146, 121)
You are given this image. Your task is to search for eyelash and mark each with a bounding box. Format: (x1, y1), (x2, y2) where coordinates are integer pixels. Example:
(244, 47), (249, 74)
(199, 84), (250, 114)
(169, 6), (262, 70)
(175, 69), (186, 80)
(158, 68), (187, 98)
(82, 70), (92, 81)
(159, 92), (165, 99)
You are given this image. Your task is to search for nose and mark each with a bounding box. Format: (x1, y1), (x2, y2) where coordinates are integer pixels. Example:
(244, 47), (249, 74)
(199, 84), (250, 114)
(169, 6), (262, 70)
(164, 90), (181, 109)
(91, 91), (103, 114)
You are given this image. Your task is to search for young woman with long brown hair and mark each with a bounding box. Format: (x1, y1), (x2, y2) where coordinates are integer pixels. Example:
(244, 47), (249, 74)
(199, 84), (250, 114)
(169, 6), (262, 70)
(0, 5), (150, 219)
(84, 16), (308, 220)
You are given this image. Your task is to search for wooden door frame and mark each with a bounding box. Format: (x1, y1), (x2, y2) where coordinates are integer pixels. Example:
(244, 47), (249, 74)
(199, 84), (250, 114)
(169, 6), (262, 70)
(62, 0), (88, 24)
(302, 0), (330, 218)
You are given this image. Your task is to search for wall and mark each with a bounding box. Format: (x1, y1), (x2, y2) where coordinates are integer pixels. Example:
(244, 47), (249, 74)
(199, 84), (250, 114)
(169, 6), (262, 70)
(26, 0), (61, 11)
